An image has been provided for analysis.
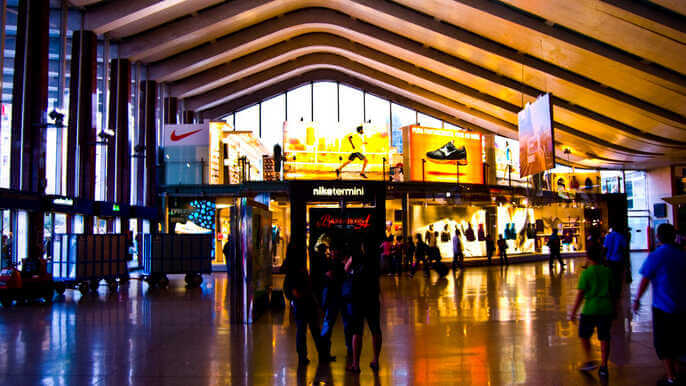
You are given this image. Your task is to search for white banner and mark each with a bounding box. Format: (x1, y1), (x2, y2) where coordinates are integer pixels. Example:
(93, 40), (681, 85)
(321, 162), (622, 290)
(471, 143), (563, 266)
(163, 124), (209, 147)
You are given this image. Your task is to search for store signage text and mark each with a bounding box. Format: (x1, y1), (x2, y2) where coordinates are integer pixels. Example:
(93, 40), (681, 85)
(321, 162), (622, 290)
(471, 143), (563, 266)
(315, 213), (372, 230)
(312, 185), (365, 198)
(411, 126), (481, 140)
(53, 198), (73, 206)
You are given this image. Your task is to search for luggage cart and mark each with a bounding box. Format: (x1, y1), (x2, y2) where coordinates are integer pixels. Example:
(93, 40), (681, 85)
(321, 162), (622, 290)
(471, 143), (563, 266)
(140, 234), (212, 288)
(49, 234), (128, 295)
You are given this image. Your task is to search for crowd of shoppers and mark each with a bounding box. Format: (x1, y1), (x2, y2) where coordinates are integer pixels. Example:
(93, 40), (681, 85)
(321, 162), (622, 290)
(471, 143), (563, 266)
(283, 239), (382, 373)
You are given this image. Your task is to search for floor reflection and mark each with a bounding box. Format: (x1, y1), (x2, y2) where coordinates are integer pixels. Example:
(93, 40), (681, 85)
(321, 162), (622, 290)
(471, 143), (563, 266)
(0, 253), (664, 385)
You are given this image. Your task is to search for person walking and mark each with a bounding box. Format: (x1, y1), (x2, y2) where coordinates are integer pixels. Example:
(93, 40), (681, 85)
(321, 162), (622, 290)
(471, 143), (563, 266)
(319, 243), (349, 363)
(633, 224), (686, 386)
(485, 234), (495, 265)
(345, 242), (382, 374)
(548, 229), (565, 269)
(404, 236), (415, 274)
(568, 246), (614, 378)
(380, 236), (394, 276)
(497, 234), (508, 265)
(411, 233), (429, 277)
(392, 235), (403, 275)
(603, 226), (627, 300)
(283, 243), (323, 365)
(452, 229), (464, 271)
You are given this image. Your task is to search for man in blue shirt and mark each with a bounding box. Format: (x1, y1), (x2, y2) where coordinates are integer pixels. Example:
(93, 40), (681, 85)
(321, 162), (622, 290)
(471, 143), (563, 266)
(604, 227), (627, 299)
(633, 224), (686, 385)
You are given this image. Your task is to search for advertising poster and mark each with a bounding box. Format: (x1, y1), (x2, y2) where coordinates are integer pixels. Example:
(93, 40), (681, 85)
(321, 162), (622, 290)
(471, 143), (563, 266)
(168, 198), (216, 235)
(283, 121), (390, 180)
(403, 125), (483, 183)
(494, 136), (527, 187)
(518, 93), (555, 177)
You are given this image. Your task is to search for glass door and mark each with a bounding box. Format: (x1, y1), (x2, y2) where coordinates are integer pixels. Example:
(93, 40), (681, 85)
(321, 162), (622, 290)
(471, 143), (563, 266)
(628, 216), (649, 251)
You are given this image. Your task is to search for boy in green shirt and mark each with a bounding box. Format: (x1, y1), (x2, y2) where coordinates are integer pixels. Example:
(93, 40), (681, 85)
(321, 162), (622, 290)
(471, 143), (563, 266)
(569, 247), (614, 378)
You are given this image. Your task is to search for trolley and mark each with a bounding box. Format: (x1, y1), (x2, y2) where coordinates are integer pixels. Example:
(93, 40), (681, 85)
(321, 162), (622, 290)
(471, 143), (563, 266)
(140, 234), (212, 288)
(49, 234), (128, 295)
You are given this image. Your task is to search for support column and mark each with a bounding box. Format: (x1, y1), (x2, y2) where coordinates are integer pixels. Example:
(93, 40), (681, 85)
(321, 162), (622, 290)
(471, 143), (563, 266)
(9, 0), (49, 258)
(66, 30), (97, 233)
(107, 59), (131, 233)
(182, 110), (195, 124)
(164, 96), (178, 124)
(140, 81), (158, 225)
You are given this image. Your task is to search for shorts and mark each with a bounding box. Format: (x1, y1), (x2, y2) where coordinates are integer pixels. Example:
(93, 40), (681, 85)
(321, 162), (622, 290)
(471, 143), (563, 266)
(349, 297), (381, 336)
(578, 314), (612, 341)
(348, 152), (366, 161)
(652, 307), (686, 360)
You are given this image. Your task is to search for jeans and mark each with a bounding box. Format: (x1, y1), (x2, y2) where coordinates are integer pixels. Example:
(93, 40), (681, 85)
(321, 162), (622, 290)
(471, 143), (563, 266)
(499, 251), (508, 265)
(293, 297), (321, 360)
(320, 285), (351, 356)
(452, 252), (463, 269)
(549, 250), (563, 266)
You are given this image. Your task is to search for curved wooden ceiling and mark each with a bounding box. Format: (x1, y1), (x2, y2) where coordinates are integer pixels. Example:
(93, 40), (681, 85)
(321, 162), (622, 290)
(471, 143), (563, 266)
(76, 0), (686, 169)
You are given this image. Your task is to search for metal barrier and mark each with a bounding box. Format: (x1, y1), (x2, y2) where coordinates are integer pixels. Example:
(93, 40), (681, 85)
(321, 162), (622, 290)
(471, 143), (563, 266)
(140, 234), (212, 287)
(48, 234), (128, 293)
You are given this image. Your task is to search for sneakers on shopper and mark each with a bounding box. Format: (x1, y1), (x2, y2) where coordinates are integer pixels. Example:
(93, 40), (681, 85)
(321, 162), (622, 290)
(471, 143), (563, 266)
(657, 378), (677, 386)
(579, 361), (599, 371)
(426, 141), (467, 163)
(598, 366), (608, 377)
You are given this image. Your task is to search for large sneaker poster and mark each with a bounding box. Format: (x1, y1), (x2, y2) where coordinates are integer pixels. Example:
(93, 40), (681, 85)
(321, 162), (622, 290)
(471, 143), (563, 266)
(403, 125), (483, 183)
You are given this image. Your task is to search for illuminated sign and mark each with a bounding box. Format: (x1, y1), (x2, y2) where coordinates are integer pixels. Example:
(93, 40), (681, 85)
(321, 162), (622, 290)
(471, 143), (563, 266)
(112, 204), (120, 212)
(403, 125), (483, 184)
(283, 121), (391, 180)
(518, 93), (555, 177)
(312, 186), (365, 197)
(53, 198), (73, 206)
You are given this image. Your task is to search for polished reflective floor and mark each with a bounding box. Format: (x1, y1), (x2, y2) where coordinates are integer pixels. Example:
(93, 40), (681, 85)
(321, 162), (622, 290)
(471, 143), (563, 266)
(0, 253), (667, 385)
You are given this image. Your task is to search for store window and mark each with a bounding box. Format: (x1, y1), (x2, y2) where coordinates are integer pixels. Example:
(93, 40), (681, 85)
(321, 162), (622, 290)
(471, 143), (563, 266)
(390, 103), (414, 150)
(417, 112), (442, 128)
(339, 83), (363, 129)
(313, 81), (337, 125)
(626, 170), (647, 210)
(364, 92), (390, 130)
(286, 83), (311, 122)
(1, 3), (18, 189)
(235, 104), (259, 136)
(260, 94), (285, 151)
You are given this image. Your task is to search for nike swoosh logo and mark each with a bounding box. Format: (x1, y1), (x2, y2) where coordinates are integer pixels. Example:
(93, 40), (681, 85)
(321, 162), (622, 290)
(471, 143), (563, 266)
(170, 128), (203, 141)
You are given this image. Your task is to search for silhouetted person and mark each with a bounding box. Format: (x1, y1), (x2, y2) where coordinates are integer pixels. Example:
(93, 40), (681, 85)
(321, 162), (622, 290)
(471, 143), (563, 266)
(603, 227), (627, 300)
(548, 229), (564, 269)
(283, 243), (323, 365)
(497, 234), (508, 265)
(411, 233), (429, 277)
(452, 229), (464, 271)
(633, 224), (686, 385)
(404, 236), (415, 274)
(345, 242), (382, 374)
(319, 243), (349, 362)
(485, 234), (495, 265)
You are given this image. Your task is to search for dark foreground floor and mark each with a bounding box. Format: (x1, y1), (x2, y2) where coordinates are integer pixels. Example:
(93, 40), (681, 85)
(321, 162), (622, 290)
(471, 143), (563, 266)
(0, 253), (668, 385)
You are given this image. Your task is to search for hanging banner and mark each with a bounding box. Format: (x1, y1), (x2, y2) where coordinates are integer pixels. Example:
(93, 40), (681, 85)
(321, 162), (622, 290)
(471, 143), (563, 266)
(494, 136), (527, 187)
(518, 93), (555, 177)
(283, 121), (390, 180)
(403, 125), (483, 183)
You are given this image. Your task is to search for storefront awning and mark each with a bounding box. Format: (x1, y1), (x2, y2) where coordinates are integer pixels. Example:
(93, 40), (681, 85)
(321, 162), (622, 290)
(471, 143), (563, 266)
(662, 195), (686, 206)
